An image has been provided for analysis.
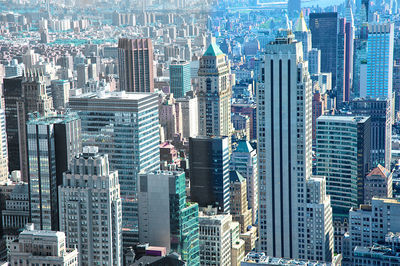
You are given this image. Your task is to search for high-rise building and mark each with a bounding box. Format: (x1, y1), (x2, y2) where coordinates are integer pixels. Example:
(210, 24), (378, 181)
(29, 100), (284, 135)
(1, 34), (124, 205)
(189, 136), (230, 213)
(363, 23), (394, 99)
(316, 116), (370, 253)
(257, 31), (333, 261)
(0, 103), (8, 184)
(58, 147), (122, 265)
(229, 170), (252, 233)
(309, 13), (339, 89)
(293, 12), (311, 61)
(27, 113), (81, 231)
(18, 70), (53, 182)
(9, 224), (79, 265)
(51, 80), (70, 109)
(118, 38), (154, 92)
(197, 43), (232, 142)
(69, 91), (160, 247)
(316, 116), (370, 210)
(350, 98), (391, 170)
(230, 140), (258, 223)
(170, 60), (191, 98)
(138, 171), (200, 265)
(175, 96), (198, 139)
(199, 208), (232, 266)
(344, 1), (355, 102)
(3, 76), (22, 173)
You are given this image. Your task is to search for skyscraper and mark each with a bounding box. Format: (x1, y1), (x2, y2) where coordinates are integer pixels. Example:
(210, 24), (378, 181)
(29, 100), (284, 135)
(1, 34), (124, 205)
(350, 98), (391, 170)
(257, 31), (333, 261)
(230, 140), (258, 223)
(309, 13), (339, 89)
(138, 171), (200, 265)
(363, 23), (394, 99)
(170, 60), (191, 98)
(189, 136), (230, 213)
(288, 0), (301, 18)
(294, 11), (311, 61)
(19, 70), (53, 182)
(229, 170), (252, 233)
(59, 147), (122, 265)
(336, 18), (347, 105)
(3, 76), (23, 174)
(344, 1), (355, 102)
(69, 91), (160, 247)
(118, 38), (154, 92)
(27, 113), (81, 231)
(316, 116), (370, 210)
(197, 43), (232, 141)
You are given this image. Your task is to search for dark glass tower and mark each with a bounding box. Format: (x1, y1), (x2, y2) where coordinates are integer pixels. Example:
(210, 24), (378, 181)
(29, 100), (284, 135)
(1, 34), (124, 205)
(189, 136), (230, 213)
(309, 13), (339, 91)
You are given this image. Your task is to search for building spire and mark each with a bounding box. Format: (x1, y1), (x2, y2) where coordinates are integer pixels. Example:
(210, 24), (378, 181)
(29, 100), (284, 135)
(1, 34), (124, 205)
(294, 10), (308, 32)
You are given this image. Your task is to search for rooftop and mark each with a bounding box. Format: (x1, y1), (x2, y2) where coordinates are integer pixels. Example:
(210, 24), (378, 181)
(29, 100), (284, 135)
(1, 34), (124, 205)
(294, 11), (308, 32)
(203, 43), (224, 57)
(367, 164), (390, 178)
(71, 90), (153, 101)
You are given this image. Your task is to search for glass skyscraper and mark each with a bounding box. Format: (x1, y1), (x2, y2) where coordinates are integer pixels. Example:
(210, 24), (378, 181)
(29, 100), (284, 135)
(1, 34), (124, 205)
(27, 113), (81, 231)
(189, 136), (230, 213)
(170, 60), (191, 98)
(364, 23), (394, 99)
(69, 91), (160, 246)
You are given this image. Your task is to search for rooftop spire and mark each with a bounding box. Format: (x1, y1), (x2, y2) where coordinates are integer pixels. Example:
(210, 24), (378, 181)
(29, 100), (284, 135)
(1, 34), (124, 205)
(294, 10), (308, 32)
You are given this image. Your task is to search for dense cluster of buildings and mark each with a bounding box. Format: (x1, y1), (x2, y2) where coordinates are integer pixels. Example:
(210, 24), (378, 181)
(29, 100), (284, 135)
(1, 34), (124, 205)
(0, 0), (399, 265)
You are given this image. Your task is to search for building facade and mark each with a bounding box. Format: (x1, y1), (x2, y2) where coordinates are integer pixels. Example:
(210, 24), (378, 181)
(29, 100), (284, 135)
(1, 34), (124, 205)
(118, 38), (154, 92)
(58, 147), (122, 265)
(189, 136), (230, 213)
(27, 113), (81, 231)
(197, 43), (232, 141)
(69, 91), (160, 246)
(170, 60), (191, 98)
(138, 171), (200, 265)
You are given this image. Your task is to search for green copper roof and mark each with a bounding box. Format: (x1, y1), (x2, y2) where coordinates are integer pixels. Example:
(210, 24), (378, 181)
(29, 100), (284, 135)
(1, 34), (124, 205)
(203, 43), (224, 57)
(234, 140), (254, 153)
(230, 170), (246, 183)
(294, 11), (308, 32)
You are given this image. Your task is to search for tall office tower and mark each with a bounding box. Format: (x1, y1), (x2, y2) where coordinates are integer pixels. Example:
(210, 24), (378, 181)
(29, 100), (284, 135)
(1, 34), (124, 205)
(18, 70), (53, 182)
(316, 116), (370, 252)
(138, 171), (200, 265)
(27, 113), (81, 231)
(189, 136), (230, 213)
(294, 12), (311, 61)
(9, 224), (79, 265)
(336, 18), (347, 106)
(51, 80), (70, 109)
(59, 147), (122, 266)
(199, 208), (232, 266)
(362, 23), (394, 99)
(0, 105), (8, 184)
(197, 43), (232, 142)
(76, 63), (88, 89)
(229, 171), (252, 233)
(257, 31), (334, 261)
(118, 38), (154, 92)
(230, 140), (258, 223)
(175, 96), (198, 139)
(309, 13), (339, 91)
(170, 60), (191, 98)
(350, 98), (391, 170)
(316, 116), (370, 209)
(69, 91), (160, 247)
(22, 49), (39, 69)
(353, 24), (368, 98)
(258, 30), (313, 259)
(345, 1), (355, 102)
(3, 76), (22, 172)
(308, 48), (321, 75)
(288, 0), (301, 18)
(312, 91), (326, 145)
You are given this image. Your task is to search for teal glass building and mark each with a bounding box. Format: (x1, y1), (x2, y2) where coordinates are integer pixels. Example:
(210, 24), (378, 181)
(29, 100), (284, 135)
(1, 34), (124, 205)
(170, 60), (191, 98)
